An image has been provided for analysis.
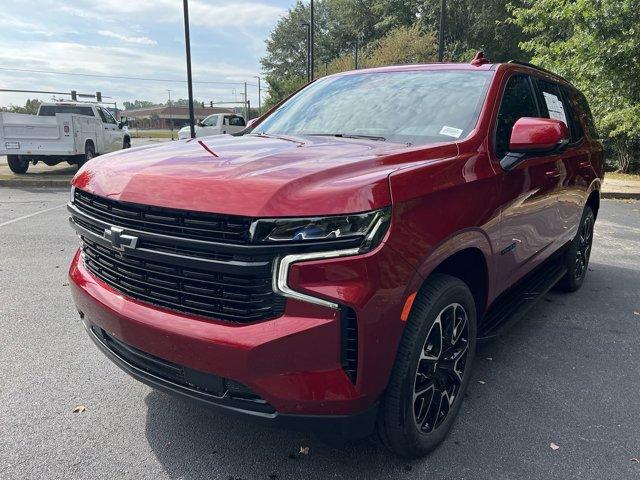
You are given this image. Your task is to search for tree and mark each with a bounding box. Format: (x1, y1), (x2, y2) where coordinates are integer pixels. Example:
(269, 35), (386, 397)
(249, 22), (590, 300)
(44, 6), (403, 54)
(510, 0), (640, 172)
(261, 0), (531, 106)
(326, 25), (438, 74)
(123, 100), (159, 110)
(1, 99), (42, 115)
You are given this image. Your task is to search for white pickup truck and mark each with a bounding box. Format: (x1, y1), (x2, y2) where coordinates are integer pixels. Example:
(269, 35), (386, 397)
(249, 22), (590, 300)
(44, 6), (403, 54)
(0, 102), (130, 174)
(177, 113), (246, 140)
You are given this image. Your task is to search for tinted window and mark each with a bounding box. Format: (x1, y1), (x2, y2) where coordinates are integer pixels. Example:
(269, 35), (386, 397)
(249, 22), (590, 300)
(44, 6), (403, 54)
(574, 91), (599, 139)
(229, 116), (245, 127)
(257, 71), (493, 146)
(560, 86), (584, 142)
(495, 75), (539, 158)
(38, 105), (94, 117)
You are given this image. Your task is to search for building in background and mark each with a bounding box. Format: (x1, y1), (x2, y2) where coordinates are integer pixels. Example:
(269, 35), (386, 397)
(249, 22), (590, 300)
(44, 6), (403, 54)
(123, 105), (237, 130)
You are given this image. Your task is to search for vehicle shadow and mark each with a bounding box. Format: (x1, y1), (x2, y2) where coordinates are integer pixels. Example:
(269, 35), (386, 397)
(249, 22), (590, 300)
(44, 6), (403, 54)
(143, 260), (640, 480)
(143, 390), (412, 480)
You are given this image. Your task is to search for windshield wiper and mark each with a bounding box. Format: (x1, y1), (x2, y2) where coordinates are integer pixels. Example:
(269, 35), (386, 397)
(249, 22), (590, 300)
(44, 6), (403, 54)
(306, 133), (387, 141)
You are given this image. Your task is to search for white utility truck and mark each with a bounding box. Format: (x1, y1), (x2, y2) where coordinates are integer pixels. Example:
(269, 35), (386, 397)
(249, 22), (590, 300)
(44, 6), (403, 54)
(177, 113), (246, 140)
(0, 102), (130, 174)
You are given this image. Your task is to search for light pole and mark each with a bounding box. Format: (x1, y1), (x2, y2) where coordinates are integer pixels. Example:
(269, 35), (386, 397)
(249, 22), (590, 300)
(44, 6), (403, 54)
(310, 0), (315, 80)
(301, 22), (311, 82)
(254, 76), (262, 115)
(182, 0), (196, 138)
(438, 0), (446, 62)
(354, 40), (359, 69)
(167, 89), (174, 140)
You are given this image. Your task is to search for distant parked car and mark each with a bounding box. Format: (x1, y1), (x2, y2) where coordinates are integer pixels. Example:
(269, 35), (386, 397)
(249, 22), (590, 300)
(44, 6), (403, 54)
(0, 102), (130, 174)
(177, 113), (246, 140)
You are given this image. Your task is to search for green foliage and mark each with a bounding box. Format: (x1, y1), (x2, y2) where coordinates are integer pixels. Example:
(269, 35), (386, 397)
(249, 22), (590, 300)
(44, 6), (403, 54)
(510, 0), (640, 171)
(261, 0), (531, 106)
(1, 98), (42, 115)
(123, 100), (159, 110)
(326, 25), (437, 74)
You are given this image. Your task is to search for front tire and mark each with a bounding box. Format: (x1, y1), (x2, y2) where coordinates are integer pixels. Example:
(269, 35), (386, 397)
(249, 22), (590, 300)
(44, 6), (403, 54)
(123, 136), (131, 149)
(378, 274), (477, 458)
(7, 155), (29, 174)
(558, 205), (594, 292)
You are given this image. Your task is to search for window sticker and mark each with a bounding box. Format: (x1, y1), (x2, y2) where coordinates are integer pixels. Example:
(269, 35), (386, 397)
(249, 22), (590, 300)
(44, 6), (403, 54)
(543, 92), (567, 124)
(440, 126), (463, 138)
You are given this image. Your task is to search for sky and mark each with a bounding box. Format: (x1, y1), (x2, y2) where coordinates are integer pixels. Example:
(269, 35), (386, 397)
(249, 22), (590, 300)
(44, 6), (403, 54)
(0, 0), (294, 110)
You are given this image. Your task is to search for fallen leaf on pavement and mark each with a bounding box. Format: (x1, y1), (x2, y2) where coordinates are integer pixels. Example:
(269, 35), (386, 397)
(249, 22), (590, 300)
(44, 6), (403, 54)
(486, 357), (493, 361)
(633, 311), (639, 316)
(631, 458), (639, 464)
(550, 442), (560, 451)
(72, 405), (86, 413)
(299, 446), (309, 455)
(478, 380), (486, 385)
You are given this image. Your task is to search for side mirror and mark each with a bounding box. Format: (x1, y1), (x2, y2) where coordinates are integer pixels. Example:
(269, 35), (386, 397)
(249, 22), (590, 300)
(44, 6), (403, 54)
(501, 117), (570, 171)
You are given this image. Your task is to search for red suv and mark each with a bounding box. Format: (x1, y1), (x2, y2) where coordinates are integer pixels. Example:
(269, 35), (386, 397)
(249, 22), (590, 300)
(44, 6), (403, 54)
(68, 58), (603, 457)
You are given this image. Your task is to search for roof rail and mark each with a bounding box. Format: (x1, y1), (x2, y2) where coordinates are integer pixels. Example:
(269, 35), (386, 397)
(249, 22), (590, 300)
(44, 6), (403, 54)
(507, 60), (556, 76)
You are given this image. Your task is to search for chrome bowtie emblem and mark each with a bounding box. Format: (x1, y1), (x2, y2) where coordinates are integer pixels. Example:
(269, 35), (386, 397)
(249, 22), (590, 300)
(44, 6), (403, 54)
(103, 226), (138, 251)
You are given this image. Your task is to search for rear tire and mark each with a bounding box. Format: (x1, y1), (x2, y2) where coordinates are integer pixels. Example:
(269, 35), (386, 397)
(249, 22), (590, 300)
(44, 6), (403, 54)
(557, 205), (594, 292)
(7, 155), (29, 174)
(378, 274), (477, 458)
(77, 143), (95, 170)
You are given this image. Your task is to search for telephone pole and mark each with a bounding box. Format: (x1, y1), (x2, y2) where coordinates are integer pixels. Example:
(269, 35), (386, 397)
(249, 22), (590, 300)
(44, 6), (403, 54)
(310, 0), (315, 80)
(182, 0), (196, 138)
(438, 0), (446, 62)
(254, 76), (262, 115)
(167, 89), (174, 140)
(244, 82), (248, 120)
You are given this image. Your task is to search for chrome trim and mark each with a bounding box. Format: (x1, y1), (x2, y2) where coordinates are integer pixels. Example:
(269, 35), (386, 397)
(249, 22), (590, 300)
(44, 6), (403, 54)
(273, 247), (361, 309)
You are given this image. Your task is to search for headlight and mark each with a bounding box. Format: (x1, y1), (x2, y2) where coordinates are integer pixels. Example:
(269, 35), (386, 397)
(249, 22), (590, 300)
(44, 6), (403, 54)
(251, 207), (391, 252)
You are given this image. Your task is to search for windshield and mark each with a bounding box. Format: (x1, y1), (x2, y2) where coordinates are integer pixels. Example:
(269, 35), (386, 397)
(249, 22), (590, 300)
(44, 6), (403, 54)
(256, 70), (492, 146)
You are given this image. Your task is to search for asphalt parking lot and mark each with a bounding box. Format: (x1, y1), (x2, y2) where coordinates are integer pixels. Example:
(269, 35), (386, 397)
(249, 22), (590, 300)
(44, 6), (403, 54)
(1, 189), (639, 480)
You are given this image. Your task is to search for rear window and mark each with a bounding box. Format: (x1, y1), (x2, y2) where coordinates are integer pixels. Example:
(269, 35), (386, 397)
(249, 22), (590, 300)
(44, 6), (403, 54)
(38, 106), (94, 117)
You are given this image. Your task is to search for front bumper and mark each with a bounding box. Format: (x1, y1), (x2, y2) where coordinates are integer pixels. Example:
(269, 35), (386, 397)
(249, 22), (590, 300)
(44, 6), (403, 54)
(84, 319), (378, 438)
(69, 233), (418, 430)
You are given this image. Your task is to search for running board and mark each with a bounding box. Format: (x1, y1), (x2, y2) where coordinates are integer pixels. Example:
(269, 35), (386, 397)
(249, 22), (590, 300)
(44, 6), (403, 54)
(478, 255), (567, 341)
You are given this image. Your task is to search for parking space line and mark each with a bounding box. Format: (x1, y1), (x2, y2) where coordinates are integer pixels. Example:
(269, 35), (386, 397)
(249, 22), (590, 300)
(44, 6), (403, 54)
(0, 203), (67, 228)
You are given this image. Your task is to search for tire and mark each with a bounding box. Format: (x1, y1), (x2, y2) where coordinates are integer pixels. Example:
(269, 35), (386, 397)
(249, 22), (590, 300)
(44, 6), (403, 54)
(378, 274), (477, 458)
(7, 155), (29, 174)
(123, 136), (131, 149)
(557, 206), (594, 292)
(77, 143), (95, 170)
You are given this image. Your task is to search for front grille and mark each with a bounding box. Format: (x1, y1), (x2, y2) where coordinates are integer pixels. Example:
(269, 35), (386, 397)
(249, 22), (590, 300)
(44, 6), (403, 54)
(71, 188), (285, 323)
(92, 325), (274, 413)
(74, 188), (253, 244)
(81, 237), (284, 322)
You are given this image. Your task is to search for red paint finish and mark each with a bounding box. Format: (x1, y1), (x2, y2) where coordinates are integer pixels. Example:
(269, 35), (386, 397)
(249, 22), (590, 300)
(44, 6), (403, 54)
(509, 117), (570, 152)
(69, 61), (603, 420)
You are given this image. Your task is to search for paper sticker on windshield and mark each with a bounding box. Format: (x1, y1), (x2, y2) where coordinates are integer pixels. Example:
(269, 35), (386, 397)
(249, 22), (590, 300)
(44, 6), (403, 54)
(440, 126), (463, 138)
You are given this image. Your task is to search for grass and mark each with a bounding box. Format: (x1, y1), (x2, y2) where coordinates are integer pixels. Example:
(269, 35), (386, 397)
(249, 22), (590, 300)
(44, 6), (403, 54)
(606, 171), (640, 181)
(130, 129), (176, 139)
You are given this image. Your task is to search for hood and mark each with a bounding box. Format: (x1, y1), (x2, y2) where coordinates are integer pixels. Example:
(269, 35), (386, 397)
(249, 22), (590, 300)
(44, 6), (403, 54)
(73, 134), (457, 217)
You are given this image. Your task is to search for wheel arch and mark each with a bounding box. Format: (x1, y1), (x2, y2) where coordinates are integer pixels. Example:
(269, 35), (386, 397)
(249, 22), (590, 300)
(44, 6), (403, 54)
(427, 247), (489, 320)
(84, 138), (95, 152)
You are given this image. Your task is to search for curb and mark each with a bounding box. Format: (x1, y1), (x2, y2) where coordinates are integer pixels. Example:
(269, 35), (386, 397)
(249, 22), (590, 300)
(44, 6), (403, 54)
(0, 178), (71, 188)
(1, 177), (639, 199)
(601, 192), (640, 200)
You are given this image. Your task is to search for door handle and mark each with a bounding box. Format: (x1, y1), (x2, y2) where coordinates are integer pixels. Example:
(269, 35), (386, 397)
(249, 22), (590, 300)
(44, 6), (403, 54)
(545, 170), (561, 178)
